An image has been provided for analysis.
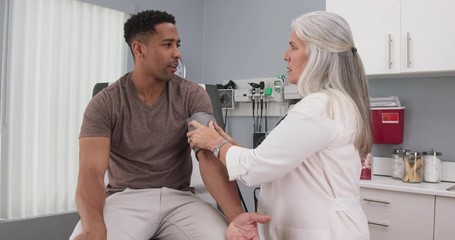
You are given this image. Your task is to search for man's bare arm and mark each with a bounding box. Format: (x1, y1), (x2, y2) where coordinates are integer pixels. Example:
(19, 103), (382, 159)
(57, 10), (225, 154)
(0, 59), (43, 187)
(74, 137), (110, 239)
(197, 150), (244, 223)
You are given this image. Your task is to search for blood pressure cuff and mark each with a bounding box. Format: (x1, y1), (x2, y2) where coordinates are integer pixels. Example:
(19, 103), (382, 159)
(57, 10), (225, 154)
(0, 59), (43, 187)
(187, 112), (217, 160)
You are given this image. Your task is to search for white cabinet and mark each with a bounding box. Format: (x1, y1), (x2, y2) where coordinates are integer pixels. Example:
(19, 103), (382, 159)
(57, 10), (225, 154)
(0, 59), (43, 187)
(400, 0), (455, 73)
(327, 0), (455, 76)
(434, 196), (455, 240)
(360, 188), (434, 240)
(327, 0), (400, 75)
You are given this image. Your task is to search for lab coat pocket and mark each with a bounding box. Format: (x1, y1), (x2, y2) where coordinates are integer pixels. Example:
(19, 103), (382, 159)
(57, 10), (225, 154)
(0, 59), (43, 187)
(276, 226), (330, 240)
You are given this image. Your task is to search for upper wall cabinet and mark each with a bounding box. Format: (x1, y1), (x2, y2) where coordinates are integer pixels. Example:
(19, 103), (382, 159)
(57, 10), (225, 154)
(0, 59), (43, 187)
(326, 0), (455, 77)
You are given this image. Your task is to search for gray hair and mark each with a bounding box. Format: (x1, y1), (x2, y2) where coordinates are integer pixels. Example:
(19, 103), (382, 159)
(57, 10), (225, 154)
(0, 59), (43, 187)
(291, 11), (372, 157)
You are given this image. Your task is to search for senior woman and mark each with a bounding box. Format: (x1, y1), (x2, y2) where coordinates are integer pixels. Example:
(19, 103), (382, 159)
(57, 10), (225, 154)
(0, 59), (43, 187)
(188, 11), (372, 240)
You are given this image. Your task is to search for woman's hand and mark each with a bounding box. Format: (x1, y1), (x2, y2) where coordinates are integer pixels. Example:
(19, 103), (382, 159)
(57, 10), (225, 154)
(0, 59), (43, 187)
(226, 212), (272, 240)
(187, 121), (225, 151)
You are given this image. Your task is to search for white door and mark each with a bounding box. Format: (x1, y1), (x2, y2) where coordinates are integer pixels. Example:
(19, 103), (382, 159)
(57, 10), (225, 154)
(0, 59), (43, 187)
(434, 196), (455, 240)
(327, 0), (401, 75)
(401, 0), (455, 72)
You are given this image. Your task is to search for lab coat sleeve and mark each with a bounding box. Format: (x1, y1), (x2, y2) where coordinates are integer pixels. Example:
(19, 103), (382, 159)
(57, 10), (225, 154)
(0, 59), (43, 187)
(226, 93), (341, 186)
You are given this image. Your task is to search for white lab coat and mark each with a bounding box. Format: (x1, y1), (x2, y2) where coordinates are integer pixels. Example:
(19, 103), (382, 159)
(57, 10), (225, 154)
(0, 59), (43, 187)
(227, 91), (370, 240)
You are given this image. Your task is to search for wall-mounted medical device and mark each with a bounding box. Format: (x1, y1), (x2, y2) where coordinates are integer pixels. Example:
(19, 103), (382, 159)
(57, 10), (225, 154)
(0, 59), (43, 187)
(219, 77), (302, 117)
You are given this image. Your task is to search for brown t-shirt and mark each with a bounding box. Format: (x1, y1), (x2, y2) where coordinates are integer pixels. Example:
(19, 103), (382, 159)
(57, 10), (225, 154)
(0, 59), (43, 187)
(79, 72), (213, 194)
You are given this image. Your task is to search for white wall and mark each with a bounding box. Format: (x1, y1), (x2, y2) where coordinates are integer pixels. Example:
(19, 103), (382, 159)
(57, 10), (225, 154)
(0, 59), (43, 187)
(369, 76), (455, 161)
(0, 0), (7, 121)
(80, 0), (136, 13)
(133, 0), (206, 82)
(202, 0), (325, 84)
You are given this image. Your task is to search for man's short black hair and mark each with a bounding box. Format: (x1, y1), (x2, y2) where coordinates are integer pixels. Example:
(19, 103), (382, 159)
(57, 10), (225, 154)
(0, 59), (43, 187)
(124, 10), (176, 48)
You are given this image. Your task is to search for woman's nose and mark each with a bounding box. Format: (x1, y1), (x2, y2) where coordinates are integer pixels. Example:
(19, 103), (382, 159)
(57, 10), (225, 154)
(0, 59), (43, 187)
(283, 52), (289, 61)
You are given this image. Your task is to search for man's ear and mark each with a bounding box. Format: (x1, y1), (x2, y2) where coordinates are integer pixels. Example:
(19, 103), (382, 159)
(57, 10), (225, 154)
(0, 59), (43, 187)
(131, 41), (144, 58)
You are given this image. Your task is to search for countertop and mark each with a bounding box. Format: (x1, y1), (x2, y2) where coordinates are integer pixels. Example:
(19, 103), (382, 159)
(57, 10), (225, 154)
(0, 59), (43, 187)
(360, 175), (455, 198)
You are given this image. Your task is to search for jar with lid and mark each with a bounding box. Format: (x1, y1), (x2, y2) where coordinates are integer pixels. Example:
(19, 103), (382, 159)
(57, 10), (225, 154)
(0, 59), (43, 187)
(422, 149), (442, 183)
(392, 148), (407, 179)
(402, 151), (423, 183)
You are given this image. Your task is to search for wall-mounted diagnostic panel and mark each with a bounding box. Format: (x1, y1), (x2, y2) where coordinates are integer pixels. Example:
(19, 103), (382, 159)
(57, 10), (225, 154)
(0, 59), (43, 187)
(219, 77), (303, 117)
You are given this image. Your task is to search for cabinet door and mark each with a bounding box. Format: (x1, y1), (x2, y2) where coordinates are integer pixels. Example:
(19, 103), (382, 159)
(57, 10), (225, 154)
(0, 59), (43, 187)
(327, 0), (401, 75)
(401, 0), (455, 72)
(360, 188), (436, 240)
(360, 188), (435, 218)
(364, 209), (434, 240)
(434, 196), (455, 240)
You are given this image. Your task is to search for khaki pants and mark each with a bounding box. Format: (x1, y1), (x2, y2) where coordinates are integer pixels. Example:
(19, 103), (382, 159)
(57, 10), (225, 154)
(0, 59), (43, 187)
(69, 187), (227, 240)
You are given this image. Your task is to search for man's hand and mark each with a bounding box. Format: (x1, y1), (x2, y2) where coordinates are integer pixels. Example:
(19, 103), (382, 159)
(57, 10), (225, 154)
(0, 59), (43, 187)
(226, 212), (272, 240)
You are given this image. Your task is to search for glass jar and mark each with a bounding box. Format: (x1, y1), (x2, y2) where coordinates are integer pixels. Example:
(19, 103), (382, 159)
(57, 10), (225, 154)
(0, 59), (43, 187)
(402, 151), (423, 183)
(422, 149), (442, 183)
(392, 148), (408, 179)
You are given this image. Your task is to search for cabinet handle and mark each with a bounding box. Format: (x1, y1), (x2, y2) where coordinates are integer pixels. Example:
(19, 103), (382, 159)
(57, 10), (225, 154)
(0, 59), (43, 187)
(388, 34), (393, 69)
(362, 198), (390, 205)
(406, 32), (412, 68)
(368, 220), (390, 228)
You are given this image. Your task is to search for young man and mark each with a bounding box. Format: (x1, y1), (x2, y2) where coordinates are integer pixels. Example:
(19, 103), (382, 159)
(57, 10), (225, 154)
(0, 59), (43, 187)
(69, 10), (245, 240)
